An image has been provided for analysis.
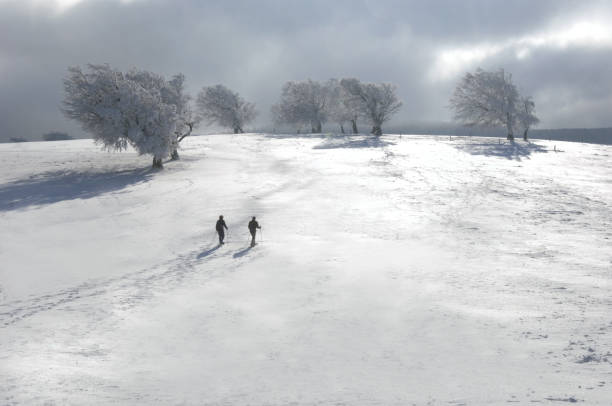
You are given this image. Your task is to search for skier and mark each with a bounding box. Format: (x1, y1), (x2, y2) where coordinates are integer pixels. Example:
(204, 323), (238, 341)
(215, 215), (228, 245)
(248, 216), (261, 247)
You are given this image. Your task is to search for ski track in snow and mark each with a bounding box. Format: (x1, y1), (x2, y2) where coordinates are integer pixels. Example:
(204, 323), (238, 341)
(0, 243), (254, 327)
(1, 134), (611, 405)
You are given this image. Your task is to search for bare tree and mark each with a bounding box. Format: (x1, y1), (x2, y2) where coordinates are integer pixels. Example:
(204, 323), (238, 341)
(450, 68), (520, 140)
(196, 85), (257, 134)
(340, 78), (402, 136)
(517, 96), (539, 141)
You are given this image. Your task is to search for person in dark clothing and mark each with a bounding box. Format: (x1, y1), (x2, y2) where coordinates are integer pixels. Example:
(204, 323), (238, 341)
(215, 215), (228, 245)
(248, 216), (261, 247)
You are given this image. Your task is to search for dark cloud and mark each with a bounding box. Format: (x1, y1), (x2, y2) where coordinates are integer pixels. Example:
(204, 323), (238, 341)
(1, 0), (611, 141)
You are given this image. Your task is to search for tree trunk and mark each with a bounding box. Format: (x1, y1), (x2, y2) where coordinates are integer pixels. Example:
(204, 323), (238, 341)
(152, 156), (163, 169)
(506, 113), (514, 141)
(176, 122), (194, 144)
(351, 119), (358, 134)
(523, 128), (528, 141)
(372, 125), (382, 136)
(340, 124), (345, 134)
(233, 126), (244, 134)
(171, 122), (193, 161)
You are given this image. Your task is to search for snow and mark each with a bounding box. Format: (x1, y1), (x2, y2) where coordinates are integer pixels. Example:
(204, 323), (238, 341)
(1, 134), (611, 405)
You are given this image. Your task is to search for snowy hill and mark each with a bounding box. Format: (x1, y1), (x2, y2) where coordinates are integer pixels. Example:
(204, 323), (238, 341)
(1, 134), (611, 405)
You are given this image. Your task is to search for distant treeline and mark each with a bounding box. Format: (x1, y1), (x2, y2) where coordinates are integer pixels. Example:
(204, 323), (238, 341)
(4, 132), (74, 143)
(5, 127), (612, 146)
(254, 125), (612, 146)
(528, 128), (612, 145)
(381, 125), (612, 145)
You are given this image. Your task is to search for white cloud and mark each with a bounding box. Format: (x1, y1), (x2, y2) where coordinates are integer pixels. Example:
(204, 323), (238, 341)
(520, 20), (612, 49)
(0, 0), (141, 14)
(430, 20), (612, 81)
(54, 0), (84, 12)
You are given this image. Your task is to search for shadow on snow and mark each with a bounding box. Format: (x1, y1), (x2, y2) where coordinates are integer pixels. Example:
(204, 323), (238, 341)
(313, 136), (395, 150)
(197, 244), (221, 259)
(263, 133), (329, 140)
(453, 141), (549, 160)
(233, 246), (253, 258)
(0, 168), (154, 212)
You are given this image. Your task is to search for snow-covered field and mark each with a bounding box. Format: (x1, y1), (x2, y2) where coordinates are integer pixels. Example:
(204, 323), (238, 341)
(1, 134), (611, 405)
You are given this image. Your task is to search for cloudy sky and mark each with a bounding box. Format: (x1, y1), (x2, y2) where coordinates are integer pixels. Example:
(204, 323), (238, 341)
(1, 0), (611, 140)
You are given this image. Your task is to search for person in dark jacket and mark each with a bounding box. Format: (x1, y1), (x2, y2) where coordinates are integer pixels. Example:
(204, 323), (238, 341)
(215, 215), (228, 245)
(248, 216), (261, 247)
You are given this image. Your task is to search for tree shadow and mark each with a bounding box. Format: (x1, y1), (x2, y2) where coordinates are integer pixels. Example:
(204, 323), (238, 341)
(197, 244), (221, 259)
(313, 136), (395, 150)
(453, 141), (549, 161)
(232, 246), (252, 258)
(263, 133), (329, 140)
(0, 168), (154, 212)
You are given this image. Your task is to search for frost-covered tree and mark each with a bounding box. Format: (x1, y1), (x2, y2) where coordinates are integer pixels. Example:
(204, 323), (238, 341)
(271, 102), (304, 133)
(62, 64), (192, 169)
(271, 79), (331, 133)
(124, 69), (197, 161)
(340, 78), (402, 136)
(516, 96), (539, 141)
(450, 68), (521, 141)
(165, 73), (199, 159)
(196, 85), (256, 134)
(328, 79), (361, 134)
